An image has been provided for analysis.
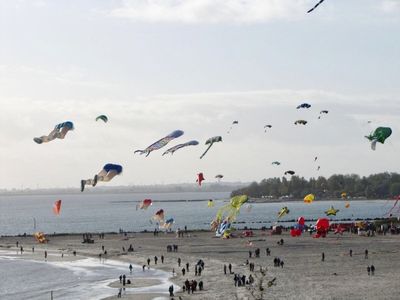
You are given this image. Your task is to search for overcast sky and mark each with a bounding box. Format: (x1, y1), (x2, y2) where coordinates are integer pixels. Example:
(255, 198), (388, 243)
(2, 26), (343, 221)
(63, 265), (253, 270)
(0, 0), (399, 189)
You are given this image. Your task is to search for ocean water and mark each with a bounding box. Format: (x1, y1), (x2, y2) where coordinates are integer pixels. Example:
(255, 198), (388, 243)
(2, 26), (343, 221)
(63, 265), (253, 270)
(0, 192), (394, 236)
(0, 251), (176, 300)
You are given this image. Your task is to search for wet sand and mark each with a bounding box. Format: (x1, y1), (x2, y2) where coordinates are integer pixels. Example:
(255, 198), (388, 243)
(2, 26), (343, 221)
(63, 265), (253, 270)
(1, 230), (400, 299)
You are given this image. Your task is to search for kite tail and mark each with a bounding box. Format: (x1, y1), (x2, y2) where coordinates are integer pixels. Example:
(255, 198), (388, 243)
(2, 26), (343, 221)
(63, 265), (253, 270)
(200, 143), (213, 159)
(134, 150), (145, 155)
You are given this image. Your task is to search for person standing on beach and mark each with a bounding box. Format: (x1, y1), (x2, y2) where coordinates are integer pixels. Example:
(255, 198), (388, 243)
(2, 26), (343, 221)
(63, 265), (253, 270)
(249, 251), (252, 258)
(178, 257), (181, 267)
(129, 264), (133, 274)
(142, 265), (146, 271)
(195, 265), (198, 276)
(367, 266), (371, 275)
(224, 264), (227, 275)
(154, 256), (158, 264)
(228, 263), (232, 274)
(169, 285), (174, 296)
(365, 249), (368, 259)
(371, 265), (375, 275)
(161, 255), (164, 264)
(186, 262), (189, 272)
(322, 252), (325, 262)
(349, 249), (353, 257)
(119, 275), (122, 283)
(147, 258), (151, 266)
(44, 250), (47, 261)
(122, 275), (126, 286)
(182, 268), (186, 276)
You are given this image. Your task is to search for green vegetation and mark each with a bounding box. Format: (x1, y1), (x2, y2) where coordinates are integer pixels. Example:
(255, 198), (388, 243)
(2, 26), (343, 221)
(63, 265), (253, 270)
(231, 173), (400, 199)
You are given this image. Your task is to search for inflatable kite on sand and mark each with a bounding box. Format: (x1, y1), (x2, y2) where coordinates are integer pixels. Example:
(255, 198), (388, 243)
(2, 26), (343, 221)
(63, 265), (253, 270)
(314, 218), (329, 238)
(34, 121), (74, 144)
(34, 232), (47, 243)
(290, 216), (305, 237)
(135, 130), (184, 157)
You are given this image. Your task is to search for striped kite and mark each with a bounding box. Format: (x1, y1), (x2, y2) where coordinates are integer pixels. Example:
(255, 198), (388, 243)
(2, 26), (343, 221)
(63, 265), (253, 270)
(162, 140), (199, 155)
(135, 130), (184, 157)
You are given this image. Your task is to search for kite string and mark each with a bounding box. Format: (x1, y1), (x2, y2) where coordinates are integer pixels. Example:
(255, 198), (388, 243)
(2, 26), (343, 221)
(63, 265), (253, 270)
(200, 143), (213, 159)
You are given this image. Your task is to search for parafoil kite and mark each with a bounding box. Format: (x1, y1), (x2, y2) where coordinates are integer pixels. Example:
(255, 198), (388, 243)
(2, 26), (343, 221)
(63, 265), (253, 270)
(136, 199), (152, 210)
(294, 120), (308, 125)
(278, 206), (289, 218)
(304, 194), (315, 204)
(365, 127), (392, 150)
(34, 121), (74, 144)
(215, 174), (224, 182)
(95, 115), (108, 123)
(307, 0), (326, 13)
(153, 209), (165, 222)
(325, 206), (339, 216)
(134, 130), (184, 157)
(264, 125), (272, 132)
(297, 103), (311, 109)
(53, 200), (61, 215)
(207, 199), (214, 208)
(285, 170), (295, 176)
(227, 121), (239, 134)
(162, 140), (199, 155)
(34, 232), (47, 243)
(197, 173), (205, 186)
(272, 161), (281, 166)
(200, 136), (222, 159)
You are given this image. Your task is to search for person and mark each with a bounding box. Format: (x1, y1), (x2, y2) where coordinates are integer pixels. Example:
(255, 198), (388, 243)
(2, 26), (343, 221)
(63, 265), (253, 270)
(32, 247), (34, 253)
(119, 275), (122, 283)
(147, 258), (151, 266)
(122, 274), (126, 286)
(34, 121), (74, 144)
(224, 264), (227, 275)
(199, 280), (203, 290)
(367, 266), (371, 275)
(365, 249), (368, 259)
(129, 264), (133, 274)
(249, 250), (252, 258)
(81, 163), (123, 192)
(178, 257), (181, 267)
(142, 265), (146, 271)
(195, 265), (198, 276)
(322, 252), (325, 262)
(280, 260), (284, 268)
(371, 265), (375, 275)
(117, 288), (122, 298)
(349, 249), (353, 257)
(186, 262), (189, 272)
(44, 250), (47, 261)
(198, 266), (202, 276)
(169, 285), (174, 296)
(161, 255), (164, 264)
(182, 268), (186, 276)
(154, 256), (158, 264)
(228, 263), (232, 274)
(20, 246), (23, 254)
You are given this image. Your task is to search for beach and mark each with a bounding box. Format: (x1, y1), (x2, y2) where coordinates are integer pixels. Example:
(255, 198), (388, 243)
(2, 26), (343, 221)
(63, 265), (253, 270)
(1, 230), (400, 300)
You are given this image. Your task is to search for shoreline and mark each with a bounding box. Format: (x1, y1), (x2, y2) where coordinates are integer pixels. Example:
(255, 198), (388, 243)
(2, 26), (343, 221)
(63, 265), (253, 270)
(2, 230), (400, 299)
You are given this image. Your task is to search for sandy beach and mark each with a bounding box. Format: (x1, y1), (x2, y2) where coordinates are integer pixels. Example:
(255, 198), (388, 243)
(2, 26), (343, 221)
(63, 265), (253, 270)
(1, 229), (400, 300)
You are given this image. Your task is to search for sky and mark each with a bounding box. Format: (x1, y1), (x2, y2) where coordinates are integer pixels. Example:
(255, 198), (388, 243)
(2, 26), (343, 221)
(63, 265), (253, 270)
(0, 0), (399, 189)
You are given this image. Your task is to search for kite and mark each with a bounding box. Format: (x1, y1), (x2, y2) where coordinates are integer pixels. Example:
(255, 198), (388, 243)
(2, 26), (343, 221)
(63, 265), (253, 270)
(294, 120), (308, 125)
(34, 232), (47, 244)
(34, 121), (74, 144)
(161, 218), (174, 229)
(365, 127), (392, 150)
(227, 121), (239, 134)
(136, 199), (153, 210)
(314, 156), (318, 161)
(304, 193), (315, 204)
(320, 110), (329, 114)
(200, 136), (222, 159)
(196, 173), (205, 186)
(272, 161), (281, 166)
(297, 103), (311, 109)
(215, 174), (224, 181)
(264, 125), (272, 132)
(153, 209), (165, 222)
(134, 130), (184, 157)
(211, 195), (248, 234)
(215, 220), (232, 238)
(162, 140), (199, 155)
(95, 115), (108, 123)
(317, 166), (321, 171)
(291, 216), (305, 237)
(334, 226), (345, 235)
(53, 200), (61, 215)
(207, 199), (215, 208)
(341, 192), (347, 199)
(314, 218), (329, 238)
(345, 202), (350, 208)
(284, 170), (295, 176)
(307, 0), (326, 13)
(325, 206), (339, 216)
(81, 163), (123, 192)
(278, 206), (289, 218)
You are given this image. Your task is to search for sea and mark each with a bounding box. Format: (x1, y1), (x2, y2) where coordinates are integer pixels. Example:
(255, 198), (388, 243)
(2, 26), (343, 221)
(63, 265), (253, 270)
(0, 191), (395, 299)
